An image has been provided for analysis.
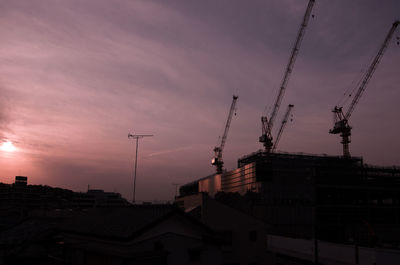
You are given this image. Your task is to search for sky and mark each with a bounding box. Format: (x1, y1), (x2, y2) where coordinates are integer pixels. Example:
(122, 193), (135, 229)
(1, 0), (399, 201)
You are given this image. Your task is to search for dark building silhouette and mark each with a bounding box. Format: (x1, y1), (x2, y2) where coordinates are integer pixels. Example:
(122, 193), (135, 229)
(0, 205), (223, 265)
(179, 151), (400, 247)
(14, 176), (27, 187)
(0, 181), (75, 212)
(56, 205), (222, 265)
(0, 180), (129, 212)
(72, 189), (129, 208)
(176, 192), (272, 264)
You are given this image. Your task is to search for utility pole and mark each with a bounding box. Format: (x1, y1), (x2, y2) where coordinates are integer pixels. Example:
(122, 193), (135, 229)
(313, 168), (319, 265)
(172, 183), (180, 199)
(128, 133), (153, 204)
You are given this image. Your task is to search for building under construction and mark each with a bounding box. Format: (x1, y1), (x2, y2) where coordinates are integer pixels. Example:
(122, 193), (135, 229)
(178, 1), (400, 250)
(179, 151), (400, 247)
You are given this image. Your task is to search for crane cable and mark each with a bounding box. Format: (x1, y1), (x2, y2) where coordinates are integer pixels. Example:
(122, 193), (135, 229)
(335, 43), (381, 108)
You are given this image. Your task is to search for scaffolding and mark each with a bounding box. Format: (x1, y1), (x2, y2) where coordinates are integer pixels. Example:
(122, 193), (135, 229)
(179, 151), (400, 246)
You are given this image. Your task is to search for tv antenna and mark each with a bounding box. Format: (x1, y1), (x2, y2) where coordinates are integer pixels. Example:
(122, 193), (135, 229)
(128, 133), (153, 203)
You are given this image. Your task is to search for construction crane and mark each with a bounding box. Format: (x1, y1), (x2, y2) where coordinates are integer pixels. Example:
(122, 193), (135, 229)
(272, 104), (294, 152)
(330, 20), (399, 157)
(212, 95), (238, 174)
(260, 0), (315, 152)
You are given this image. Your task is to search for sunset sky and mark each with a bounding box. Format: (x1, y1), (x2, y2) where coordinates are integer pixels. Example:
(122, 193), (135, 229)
(1, 0), (399, 201)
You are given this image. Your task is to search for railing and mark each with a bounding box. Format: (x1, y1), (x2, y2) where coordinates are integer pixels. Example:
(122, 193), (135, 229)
(238, 150), (363, 163)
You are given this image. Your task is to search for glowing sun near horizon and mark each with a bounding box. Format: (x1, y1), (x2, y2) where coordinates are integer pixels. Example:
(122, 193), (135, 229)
(1, 141), (17, 152)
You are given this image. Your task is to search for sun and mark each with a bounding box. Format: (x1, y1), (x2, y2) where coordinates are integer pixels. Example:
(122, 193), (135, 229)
(0, 141), (16, 152)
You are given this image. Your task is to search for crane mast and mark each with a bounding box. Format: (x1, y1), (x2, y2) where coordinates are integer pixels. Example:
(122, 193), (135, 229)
(212, 95), (238, 174)
(260, 0), (315, 152)
(330, 20), (399, 157)
(272, 104), (294, 152)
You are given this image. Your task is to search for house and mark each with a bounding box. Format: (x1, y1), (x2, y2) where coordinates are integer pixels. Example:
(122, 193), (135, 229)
(55, 205), (222, 265)
(176, 193), (273, 265)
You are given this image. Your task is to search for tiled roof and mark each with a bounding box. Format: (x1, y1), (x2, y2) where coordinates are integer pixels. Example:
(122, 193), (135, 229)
(58, 205), (177, 239)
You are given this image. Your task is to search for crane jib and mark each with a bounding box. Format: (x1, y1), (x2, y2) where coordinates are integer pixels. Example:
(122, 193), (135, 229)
(344, 20), (399, 121)
(331, 20), (399, 157)
(212, 95), (238, 173)
(268, 0), (315, 131)
(260, 0), (315, 152)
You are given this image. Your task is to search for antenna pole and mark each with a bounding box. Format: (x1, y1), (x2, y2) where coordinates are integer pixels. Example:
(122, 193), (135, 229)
(133, 137), (139, 204)
(128, 133), (153, 204)
(172, 183), (180, 198)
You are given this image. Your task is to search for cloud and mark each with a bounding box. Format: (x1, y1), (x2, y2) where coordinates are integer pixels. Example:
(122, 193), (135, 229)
(0, 0), (399, 200)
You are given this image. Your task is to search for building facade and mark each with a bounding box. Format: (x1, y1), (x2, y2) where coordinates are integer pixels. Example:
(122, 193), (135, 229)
(179, 151), (400, 247)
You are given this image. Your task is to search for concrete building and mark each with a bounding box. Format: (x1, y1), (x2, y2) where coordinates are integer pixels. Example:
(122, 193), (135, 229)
(179, 151), (400, 247)
(72, 189), (129, 208)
